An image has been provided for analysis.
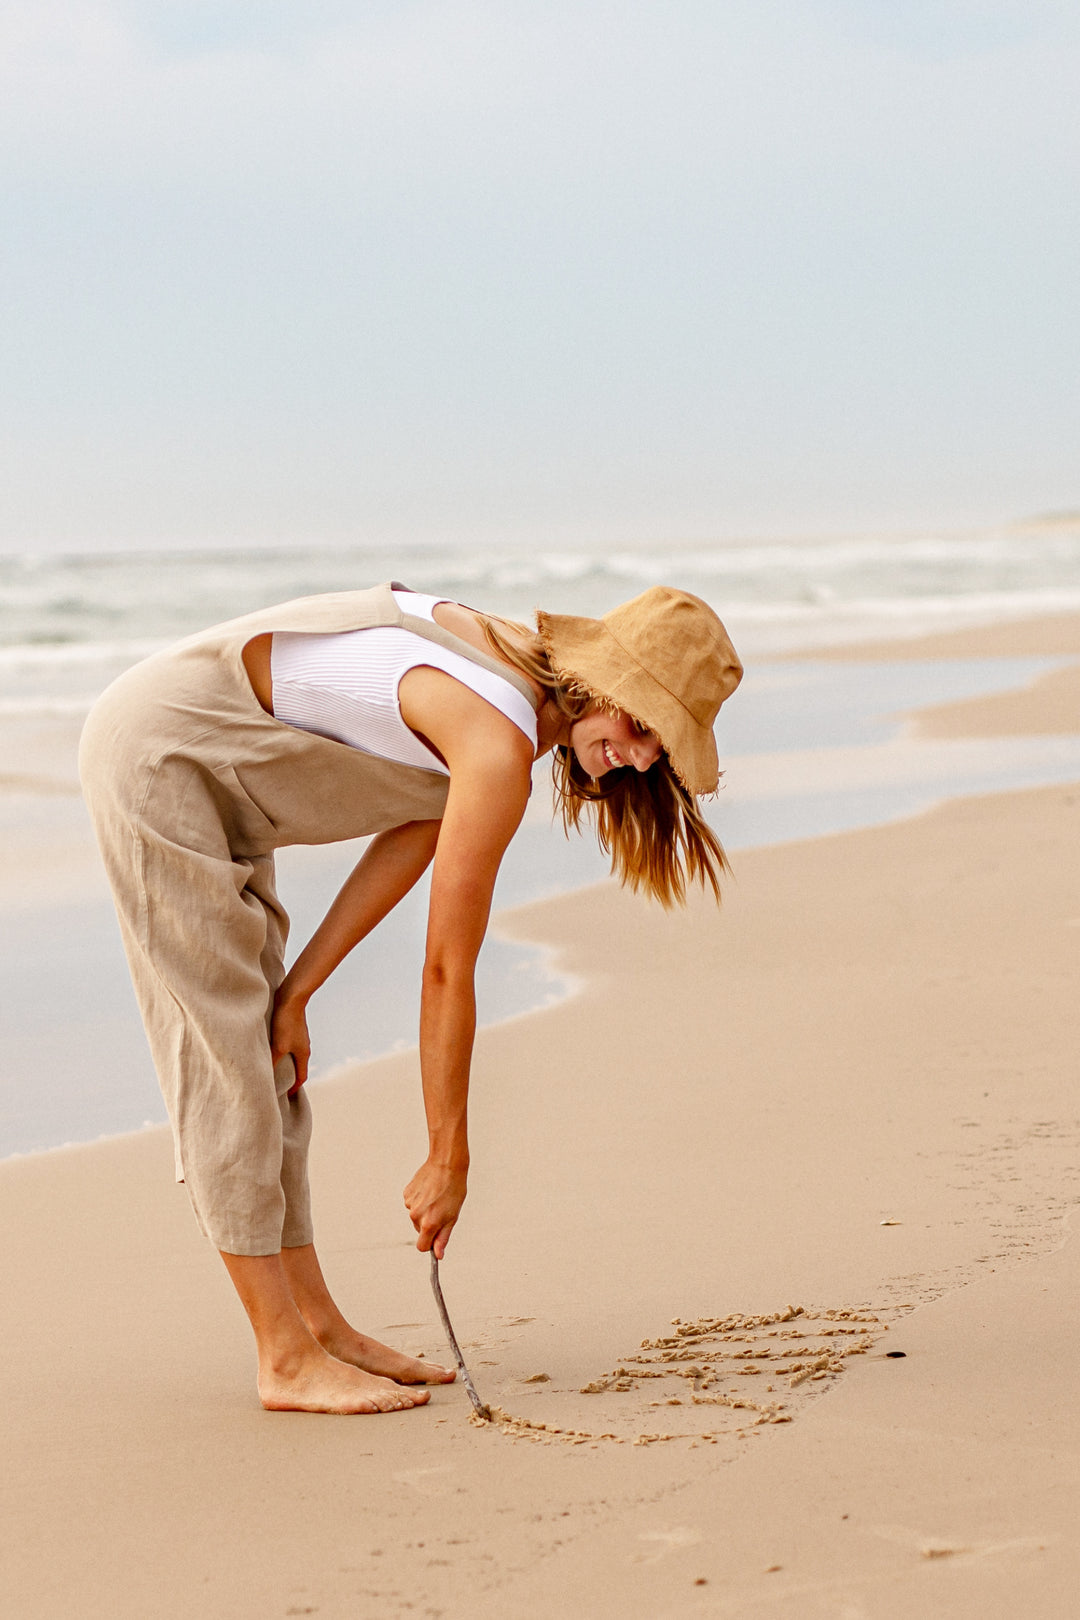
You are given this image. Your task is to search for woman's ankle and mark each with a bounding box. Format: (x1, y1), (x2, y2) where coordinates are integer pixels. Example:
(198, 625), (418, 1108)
(279, 1244), (351, 1341)
(258, 1324), (325, 1380)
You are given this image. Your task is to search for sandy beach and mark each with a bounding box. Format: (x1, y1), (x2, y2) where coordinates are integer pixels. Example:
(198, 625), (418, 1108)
(2, 615), (1078, 1618)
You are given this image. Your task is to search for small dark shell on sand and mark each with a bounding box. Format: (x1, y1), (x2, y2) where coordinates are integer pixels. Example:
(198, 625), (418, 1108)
(886, 1350), (907, 1359)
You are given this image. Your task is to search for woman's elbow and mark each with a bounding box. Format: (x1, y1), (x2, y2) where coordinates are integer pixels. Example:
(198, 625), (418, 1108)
(421, 952), (477, 995)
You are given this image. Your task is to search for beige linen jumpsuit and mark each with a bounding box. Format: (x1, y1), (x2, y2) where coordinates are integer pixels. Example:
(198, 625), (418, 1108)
(79, 581), (540, 1257)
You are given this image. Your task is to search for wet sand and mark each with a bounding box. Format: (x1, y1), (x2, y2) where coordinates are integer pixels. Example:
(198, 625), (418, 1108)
(807, 612), (1080, 741)
(1, 616), (1078, 1618)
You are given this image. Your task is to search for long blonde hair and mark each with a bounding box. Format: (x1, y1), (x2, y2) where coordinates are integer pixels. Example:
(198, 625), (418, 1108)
(483, 616), (729, 908)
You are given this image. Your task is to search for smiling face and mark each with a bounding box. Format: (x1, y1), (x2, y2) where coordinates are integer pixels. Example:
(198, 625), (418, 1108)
(567, 704), (664, 778)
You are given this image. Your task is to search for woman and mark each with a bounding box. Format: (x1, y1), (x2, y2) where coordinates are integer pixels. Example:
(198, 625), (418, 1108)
(80, 579), (742, 1415)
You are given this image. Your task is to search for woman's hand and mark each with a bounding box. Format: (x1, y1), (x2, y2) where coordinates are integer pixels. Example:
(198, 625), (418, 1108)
(403, 1160), (469, 1259)
(271, 991), (311, 1097)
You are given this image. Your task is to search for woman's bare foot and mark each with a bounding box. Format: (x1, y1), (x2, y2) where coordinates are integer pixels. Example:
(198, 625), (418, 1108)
(315, 1324), (456, 1386)
(258, 1341), (433, 1415)
(275, 1243), (456, 1385)
(220, 1248), (443, 1414)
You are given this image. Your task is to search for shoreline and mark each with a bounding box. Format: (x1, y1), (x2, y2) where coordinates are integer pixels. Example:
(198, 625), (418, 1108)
(802, 610), (1080, 743)
(4, 741), (1075, 1176)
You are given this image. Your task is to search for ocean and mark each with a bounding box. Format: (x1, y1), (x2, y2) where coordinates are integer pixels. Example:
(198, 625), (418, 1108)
(5, 523), (1080, 699)
(3, 521), (1080, 1158)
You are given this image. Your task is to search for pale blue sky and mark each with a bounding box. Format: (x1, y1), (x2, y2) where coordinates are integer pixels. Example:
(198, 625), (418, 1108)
(1, 0), (1077, 550)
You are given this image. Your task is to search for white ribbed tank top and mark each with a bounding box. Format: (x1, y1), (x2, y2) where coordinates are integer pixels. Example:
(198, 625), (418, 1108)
(270, 590), (538, 775)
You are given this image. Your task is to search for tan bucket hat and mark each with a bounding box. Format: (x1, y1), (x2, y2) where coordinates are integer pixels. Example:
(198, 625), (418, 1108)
(537, 586), (743, 796)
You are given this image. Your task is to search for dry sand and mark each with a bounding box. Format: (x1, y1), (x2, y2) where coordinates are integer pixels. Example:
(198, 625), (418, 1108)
(2, 617), (1078, 1618)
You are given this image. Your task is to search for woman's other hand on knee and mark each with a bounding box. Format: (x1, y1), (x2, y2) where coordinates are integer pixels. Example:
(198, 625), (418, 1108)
(271, 991), (311, 1095)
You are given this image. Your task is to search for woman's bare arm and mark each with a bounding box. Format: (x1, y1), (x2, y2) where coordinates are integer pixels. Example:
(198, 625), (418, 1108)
(399, 668), (535, 1256)
(271, 819), (441, 1086)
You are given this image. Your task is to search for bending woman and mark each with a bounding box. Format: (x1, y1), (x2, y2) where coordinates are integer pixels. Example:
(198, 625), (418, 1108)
(80, 580), (741, 1414)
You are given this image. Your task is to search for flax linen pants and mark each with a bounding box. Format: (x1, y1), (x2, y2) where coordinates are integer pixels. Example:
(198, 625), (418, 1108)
(78, 583), (538, 1256)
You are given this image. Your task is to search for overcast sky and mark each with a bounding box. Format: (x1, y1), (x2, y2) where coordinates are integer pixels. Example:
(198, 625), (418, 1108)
(1, 0), (1077, 551)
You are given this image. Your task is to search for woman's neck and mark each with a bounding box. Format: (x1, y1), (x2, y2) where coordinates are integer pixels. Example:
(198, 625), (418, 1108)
(535, 698), (571, 758)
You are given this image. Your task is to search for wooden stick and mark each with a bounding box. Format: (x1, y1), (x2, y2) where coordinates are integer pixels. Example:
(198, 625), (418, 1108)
(430, 1253), (492, 1421)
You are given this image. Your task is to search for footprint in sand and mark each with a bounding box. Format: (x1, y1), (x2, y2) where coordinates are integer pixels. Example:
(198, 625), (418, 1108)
(392, 1465), (455, 1496)
(634, 1527), (703, 1565)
